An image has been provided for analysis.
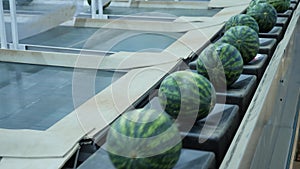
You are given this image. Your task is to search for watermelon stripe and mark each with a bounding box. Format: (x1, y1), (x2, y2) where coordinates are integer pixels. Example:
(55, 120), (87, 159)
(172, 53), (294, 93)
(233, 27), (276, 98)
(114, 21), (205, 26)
(135, 111), (151, 138)
(267, 0), (289, 13)
(197, 42), (243, 87)
(225, 14), (259, 33)
(158, 71), (216, 120)
(247, 2), (277, 32)
(106, 109), (182, 169)
(221, 26), (259, 63)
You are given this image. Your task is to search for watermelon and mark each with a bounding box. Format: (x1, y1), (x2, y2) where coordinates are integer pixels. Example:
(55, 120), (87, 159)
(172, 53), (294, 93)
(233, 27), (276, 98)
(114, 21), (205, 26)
(158, 71), (216, 121)
(87, 0), (111, 9)
(106, 109), (182, 169)
(247, 2), (277, 33)
(267, 0), (290, 13)
(196, 43), (243, 88)
(225, 14), (259, 33)
(249, 0), (267, 7)
(220, 26), (259, 64)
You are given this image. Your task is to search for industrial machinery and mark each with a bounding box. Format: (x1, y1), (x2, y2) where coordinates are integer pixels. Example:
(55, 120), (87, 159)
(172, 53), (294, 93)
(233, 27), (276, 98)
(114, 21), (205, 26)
(0, 0), (299, 168)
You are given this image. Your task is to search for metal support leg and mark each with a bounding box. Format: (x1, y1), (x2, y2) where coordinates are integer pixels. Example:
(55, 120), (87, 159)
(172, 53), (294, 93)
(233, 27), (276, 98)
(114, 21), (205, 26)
(128, 0), (132, 6)
(91, 0), (107, 19)
(91, 0), (97, 19)
(97, 0), (104, 19)
(9, 0), (19, 50)
(0, 0), (8, 49)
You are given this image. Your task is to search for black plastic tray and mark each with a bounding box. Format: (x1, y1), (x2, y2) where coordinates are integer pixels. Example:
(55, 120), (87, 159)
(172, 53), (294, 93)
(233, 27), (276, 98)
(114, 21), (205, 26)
(188, 53), (267, 78)
(259, 26), (284, 42)
(276, 17), (289, 32)
(243, 54), (268, 82)
(216, 74), (257, 118)
(289, 3), (297, 10)
(277, 9), (293, 17)
(181, 104), (239, 166)
(259, 38), (277, 58)
(77, 148), (216, 169)
(183, 70), (256, 118)
(188, 38), (276, 70)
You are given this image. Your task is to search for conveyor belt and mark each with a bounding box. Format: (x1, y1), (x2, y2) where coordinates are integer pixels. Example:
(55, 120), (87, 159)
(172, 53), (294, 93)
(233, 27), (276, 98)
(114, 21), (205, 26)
(70, 2), (300, 169)
(20, 26), (184, 53)
(0, 62), (125, 130)
(103, 6), (220, 18)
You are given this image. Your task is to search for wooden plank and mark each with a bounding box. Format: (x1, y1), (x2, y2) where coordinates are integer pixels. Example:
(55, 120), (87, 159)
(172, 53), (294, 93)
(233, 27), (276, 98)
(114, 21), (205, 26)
(129, 1), (209, 9)
(73, 17), (224, 32)
(209, 0), (251, 8)
(0, 49), (179, 70)
(165, 25), (224, 59)
(0, 144), (79, 169)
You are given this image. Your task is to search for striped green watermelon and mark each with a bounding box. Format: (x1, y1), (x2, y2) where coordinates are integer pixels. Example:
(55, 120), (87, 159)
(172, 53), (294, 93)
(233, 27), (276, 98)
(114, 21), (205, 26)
(267, 0), (290, 13)
(196, 43), (243, 88)
(247, 2), (277, 33)
(225, 14), (259, 33)
(220, 26), (259, 64)
(106, 109), (182, 169)
(249, 0), (267, 7)
(250, 0), (290, 13)
(158, 71), (216, 121)
(87, 0), (111, 9)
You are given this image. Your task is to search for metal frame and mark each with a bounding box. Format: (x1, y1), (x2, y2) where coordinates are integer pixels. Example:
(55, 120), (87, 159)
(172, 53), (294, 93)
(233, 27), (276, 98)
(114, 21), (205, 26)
(8, 0), (19, 50)
(0, 0), (77, 50)
(0, 0), (19, 49)
(0, 0), (8, 49)
(91, 0), (108, 19)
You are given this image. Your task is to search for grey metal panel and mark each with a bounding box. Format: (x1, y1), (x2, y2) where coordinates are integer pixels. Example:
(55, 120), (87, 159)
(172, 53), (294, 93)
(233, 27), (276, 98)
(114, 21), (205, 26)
(250, 123), (279, 169)
(269, 127), (294, 169)
(276, 19), (300, 128)
(250, 125), (293, 169)
(250, 16), (300, 169)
